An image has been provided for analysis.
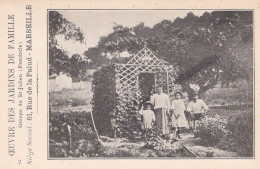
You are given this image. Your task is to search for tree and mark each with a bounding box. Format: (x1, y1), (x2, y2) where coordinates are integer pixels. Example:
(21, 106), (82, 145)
(172, 11), (253, 94)
(84, 11), (253, 94)
(49, 11), (85, 76)
(69, 54), (87, 79)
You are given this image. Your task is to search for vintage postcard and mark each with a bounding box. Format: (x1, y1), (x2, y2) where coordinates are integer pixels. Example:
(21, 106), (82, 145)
(0, 0), (259, 169)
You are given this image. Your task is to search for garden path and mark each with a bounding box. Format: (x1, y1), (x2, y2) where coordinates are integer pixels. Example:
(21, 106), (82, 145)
(178, 133), (238, 157)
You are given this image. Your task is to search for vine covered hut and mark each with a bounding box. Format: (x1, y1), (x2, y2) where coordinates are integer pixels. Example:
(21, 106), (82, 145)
(92, 46), (181, 138)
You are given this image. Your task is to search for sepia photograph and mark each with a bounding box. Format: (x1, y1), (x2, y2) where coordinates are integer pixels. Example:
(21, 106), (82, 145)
(48, 9), (254, 159)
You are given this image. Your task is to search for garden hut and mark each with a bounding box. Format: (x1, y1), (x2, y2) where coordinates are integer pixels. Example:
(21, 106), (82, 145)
(92, 45), (181, 138)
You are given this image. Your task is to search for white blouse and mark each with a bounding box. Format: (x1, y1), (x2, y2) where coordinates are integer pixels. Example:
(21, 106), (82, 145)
(150, 93), (170, 109)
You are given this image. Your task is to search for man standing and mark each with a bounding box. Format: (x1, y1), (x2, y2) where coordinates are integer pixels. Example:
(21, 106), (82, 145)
(151, 87), (170, 136)
(186, 90), (209, 130)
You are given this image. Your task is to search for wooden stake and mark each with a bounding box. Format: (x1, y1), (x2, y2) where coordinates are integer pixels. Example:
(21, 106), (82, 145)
(90, 111), (100, 141)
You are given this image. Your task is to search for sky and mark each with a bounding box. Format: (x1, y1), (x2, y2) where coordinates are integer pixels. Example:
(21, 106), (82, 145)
(56, 10), (211, 58)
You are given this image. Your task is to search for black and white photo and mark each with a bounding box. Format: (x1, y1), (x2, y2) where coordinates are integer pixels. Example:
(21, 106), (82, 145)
(48, 10), (254, 158)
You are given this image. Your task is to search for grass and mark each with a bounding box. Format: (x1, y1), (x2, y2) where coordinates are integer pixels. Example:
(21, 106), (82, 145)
(209, 107), (253, 119)
(204, 85), (253, 107)
(50, 88), (92, 107)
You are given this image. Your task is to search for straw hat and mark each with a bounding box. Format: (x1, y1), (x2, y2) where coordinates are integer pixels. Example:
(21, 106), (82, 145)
(174, 91), (183, 97)
(144, 101), (153, 107)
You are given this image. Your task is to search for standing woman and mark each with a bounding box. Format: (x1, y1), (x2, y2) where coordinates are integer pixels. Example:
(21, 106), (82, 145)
(171, 91), (188, 140)
(150, 87), (170, 136)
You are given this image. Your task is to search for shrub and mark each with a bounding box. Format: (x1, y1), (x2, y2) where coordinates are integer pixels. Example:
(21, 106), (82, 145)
(195, 114), (228, 146)
(91, 65), (143, 138)
(218, 112), (253, 157)
(49, 111), (105, 158)
(91, 66), (117, 137)
(195, 112), (254, 157)
(143, 135), (166, 151)
(49, 111), (97, 141)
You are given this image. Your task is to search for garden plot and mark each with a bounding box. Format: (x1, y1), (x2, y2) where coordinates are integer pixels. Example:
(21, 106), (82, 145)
(49, 109), (195, 158)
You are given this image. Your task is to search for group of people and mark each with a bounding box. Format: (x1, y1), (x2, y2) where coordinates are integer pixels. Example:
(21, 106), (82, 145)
(138, 87), (208, 140)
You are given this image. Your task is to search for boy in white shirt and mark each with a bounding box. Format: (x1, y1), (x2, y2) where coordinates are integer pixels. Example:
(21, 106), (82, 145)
(186, 91), (209, 130)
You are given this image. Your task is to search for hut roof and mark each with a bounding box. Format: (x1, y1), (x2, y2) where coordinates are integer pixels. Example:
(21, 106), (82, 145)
(125, 46), (170, 67)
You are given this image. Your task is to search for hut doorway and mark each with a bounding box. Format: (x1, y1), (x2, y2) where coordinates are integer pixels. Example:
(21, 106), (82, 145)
(138, 73), (155, 102)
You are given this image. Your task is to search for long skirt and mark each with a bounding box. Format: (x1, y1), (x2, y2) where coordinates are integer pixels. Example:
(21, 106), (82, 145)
(154, 108), (169, 135)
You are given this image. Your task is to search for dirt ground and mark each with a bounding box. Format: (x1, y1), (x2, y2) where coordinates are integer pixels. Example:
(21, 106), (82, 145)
(97, 132), (238, 158)
(98, 136), (191, 158)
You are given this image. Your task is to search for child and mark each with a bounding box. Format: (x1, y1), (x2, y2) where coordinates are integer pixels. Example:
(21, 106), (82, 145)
(138, 101), (156, 137)
(171, 91), (188, 140)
